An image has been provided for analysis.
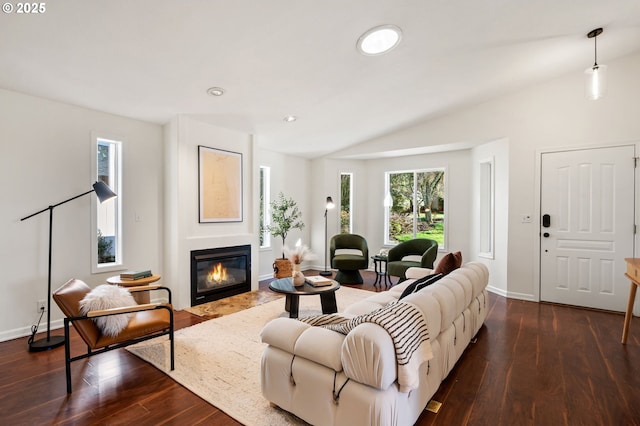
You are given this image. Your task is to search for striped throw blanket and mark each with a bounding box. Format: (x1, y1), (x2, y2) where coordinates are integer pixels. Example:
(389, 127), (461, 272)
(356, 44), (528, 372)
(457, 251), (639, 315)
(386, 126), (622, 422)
(299, 301), (432, 392)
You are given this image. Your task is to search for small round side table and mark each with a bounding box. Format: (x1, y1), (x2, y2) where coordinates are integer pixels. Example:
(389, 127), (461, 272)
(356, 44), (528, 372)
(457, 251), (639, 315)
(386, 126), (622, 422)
(371, 255), (392, 287)
(106, 274), (161, 304)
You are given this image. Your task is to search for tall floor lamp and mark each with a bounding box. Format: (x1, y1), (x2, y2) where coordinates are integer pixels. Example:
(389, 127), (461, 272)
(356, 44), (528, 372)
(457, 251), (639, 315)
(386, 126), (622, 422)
(21, 181), (117, 352)
(319, 196), (335, 277)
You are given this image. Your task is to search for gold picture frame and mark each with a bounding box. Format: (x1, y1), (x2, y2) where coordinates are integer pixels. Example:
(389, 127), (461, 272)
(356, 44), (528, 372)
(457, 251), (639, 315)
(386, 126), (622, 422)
(198, 146), (243, 223)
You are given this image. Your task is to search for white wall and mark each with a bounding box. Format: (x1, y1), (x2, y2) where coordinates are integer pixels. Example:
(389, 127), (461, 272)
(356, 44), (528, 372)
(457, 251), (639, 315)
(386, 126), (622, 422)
(329, 50), (640, 300)
(164, 116), (259, 309)
(471, 139), (509, 294)
(0, 88), (163, 341)
(254, 147), (312, 279)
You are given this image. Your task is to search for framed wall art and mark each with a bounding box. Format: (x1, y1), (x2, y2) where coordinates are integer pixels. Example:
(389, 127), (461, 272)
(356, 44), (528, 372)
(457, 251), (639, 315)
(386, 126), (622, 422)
(198, 145), (243, 223)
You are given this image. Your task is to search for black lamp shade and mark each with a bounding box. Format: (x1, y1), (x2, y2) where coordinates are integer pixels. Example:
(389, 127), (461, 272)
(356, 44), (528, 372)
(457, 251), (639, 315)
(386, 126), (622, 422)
(93, 181), (117, 203)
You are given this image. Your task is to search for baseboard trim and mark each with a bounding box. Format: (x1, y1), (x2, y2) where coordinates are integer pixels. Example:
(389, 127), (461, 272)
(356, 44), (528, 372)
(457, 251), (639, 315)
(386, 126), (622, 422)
(0, 319), (65, 343)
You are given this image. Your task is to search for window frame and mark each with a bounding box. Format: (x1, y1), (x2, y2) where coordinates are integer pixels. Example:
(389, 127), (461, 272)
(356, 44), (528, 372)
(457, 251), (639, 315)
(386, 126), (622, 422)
(339, 172), (353, 234)
(259, 165), (271, 249)
(384, 167), (447, 250)
(478, 157), (495, 259)
(91, 134), (123, 273)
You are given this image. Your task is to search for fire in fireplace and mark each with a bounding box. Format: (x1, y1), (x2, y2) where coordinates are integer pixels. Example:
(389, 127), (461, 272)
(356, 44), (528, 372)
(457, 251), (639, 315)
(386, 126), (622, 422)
(191, 245), (251, 306)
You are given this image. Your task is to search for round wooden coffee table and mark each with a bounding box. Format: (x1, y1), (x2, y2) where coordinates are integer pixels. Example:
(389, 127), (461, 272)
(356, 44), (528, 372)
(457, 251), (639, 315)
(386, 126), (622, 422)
(269, 277), (340, 318)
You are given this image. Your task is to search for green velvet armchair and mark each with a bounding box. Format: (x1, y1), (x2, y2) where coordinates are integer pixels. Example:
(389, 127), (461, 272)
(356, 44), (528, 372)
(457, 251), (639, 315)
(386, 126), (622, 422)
(330, 234), (369, 284)
(387, 238), (438, 282)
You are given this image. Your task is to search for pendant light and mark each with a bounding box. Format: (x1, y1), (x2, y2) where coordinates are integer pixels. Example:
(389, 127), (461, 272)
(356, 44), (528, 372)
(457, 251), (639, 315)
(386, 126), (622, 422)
(584, 28), (607, 100)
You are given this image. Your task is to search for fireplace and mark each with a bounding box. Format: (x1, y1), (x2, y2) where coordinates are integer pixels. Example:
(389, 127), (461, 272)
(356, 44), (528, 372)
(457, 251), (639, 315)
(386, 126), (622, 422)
(190, 245), (251, 306)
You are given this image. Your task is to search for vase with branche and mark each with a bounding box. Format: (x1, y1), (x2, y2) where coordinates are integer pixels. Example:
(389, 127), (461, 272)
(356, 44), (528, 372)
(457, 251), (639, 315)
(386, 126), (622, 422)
(285, 243), (315, 286)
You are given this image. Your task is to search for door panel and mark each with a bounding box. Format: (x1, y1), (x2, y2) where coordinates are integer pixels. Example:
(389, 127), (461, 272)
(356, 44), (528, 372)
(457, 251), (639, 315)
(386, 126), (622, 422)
(540, 146), (634, 312)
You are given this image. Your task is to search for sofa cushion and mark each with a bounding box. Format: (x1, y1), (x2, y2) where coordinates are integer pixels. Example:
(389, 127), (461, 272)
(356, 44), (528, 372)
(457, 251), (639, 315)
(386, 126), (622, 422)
(295, 327), (345, 372)
(260, 317), (310, 353)
(405, 267), (434, 279)
(398, 273), (443, 299)
(434, 251), (462, 275)
(401, 255), (423, 262)
(335, 249), (363, 256)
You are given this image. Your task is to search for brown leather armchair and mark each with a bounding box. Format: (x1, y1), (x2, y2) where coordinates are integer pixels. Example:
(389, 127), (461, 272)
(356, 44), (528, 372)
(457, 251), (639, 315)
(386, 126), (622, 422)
(53, 279), (174, 393)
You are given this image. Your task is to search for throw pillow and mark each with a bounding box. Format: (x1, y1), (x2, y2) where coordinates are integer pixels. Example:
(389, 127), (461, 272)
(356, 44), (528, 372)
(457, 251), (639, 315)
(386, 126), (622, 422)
(413, 273), (444, 293)
(399, 273), (443, 299)
(79, 284), (136, 337)
(433, 251), (463, 276)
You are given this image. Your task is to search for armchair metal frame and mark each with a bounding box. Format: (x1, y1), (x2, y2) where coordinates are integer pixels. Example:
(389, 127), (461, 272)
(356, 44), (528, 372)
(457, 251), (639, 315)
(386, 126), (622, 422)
(57, 284), (174, 393)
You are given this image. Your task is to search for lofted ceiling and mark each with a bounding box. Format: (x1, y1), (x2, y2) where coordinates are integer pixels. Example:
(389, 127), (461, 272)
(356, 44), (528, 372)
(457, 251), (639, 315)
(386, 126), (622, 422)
(1, 0), (640, 158)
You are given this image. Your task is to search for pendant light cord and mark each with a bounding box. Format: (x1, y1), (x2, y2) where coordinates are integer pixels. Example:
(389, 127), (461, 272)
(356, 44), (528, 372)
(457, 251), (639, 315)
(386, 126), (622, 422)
(593, 33), (598, 67)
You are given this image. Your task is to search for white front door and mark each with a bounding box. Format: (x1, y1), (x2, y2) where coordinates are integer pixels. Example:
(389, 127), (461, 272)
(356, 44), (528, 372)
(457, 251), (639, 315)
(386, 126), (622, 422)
(540, 146), (635, 312)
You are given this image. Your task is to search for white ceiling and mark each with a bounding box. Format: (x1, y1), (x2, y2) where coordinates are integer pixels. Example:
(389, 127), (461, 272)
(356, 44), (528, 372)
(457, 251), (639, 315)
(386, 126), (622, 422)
(2, 0), (640, 158)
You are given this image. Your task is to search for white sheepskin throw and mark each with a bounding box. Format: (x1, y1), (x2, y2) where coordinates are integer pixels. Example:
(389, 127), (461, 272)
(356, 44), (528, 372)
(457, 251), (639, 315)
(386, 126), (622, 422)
(79, 284), (137, 337)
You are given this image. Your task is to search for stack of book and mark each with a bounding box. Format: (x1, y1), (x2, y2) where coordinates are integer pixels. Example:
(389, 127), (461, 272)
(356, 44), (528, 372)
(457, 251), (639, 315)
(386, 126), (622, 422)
(120, 270), (152, 280)
(305, 275), (333, 287)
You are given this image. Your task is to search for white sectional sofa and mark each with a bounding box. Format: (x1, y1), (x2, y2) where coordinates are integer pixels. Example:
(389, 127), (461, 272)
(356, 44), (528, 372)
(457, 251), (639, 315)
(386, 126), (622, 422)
(260, 262), (489, 426)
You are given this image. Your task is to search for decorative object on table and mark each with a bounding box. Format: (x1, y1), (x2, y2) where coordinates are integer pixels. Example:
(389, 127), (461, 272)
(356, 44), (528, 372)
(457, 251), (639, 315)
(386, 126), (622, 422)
(267, 192), (305, 277)
(305, 275), (333, 287)
(319, 196), (335, 276)
(20, 181), (117, 352)
(285, 241), (316, 286)
(198, 145), (243, 223)
(292, 271), (306, 286)
(120, 269), (153, 280)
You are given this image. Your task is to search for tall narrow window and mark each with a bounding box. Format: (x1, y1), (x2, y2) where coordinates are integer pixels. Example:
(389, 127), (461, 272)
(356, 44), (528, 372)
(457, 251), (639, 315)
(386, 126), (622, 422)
(385, 168), (446, 248)
(340, 173), (353, 233)
(259, 166), (271, 248)
(93, 137), (122, 270)
(479, 159), (494, 258)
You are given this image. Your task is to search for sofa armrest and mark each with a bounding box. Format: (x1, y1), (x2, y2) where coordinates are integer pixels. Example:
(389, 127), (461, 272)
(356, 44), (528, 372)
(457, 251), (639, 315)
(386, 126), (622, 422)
(341, 323), (397, 390)
(261, 318), (309, 353)
(405, 267), (434, 279)
(261, 318), (345, 372)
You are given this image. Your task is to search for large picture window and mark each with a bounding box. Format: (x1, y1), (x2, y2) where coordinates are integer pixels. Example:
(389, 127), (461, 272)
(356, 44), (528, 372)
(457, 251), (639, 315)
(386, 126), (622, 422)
(385, 168), (446, 248)
(92, 136), (122, 271)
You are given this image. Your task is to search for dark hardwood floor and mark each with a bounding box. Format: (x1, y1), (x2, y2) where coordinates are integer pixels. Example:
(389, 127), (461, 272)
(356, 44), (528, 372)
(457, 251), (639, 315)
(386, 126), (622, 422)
(1, 271), (639, 425)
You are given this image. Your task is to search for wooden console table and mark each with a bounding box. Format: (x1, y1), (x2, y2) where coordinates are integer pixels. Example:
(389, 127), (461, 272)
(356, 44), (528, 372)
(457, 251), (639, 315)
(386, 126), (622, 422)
(622, 258), (640, 344)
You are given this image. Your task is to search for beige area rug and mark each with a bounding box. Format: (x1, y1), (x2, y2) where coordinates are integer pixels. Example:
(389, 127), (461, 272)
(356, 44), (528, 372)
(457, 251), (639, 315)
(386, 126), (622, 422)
(127, 286), (370, 426)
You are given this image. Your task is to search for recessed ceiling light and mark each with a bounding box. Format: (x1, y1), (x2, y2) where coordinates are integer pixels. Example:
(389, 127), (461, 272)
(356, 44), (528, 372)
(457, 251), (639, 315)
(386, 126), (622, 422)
(207, 87), (225, 96)
(283, 115), (297, 123)
(357, 25), (402, 56)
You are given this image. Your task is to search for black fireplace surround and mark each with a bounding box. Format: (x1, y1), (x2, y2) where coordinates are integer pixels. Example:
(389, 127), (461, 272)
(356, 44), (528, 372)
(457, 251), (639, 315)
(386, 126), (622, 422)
(190, 244), (251, 306)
